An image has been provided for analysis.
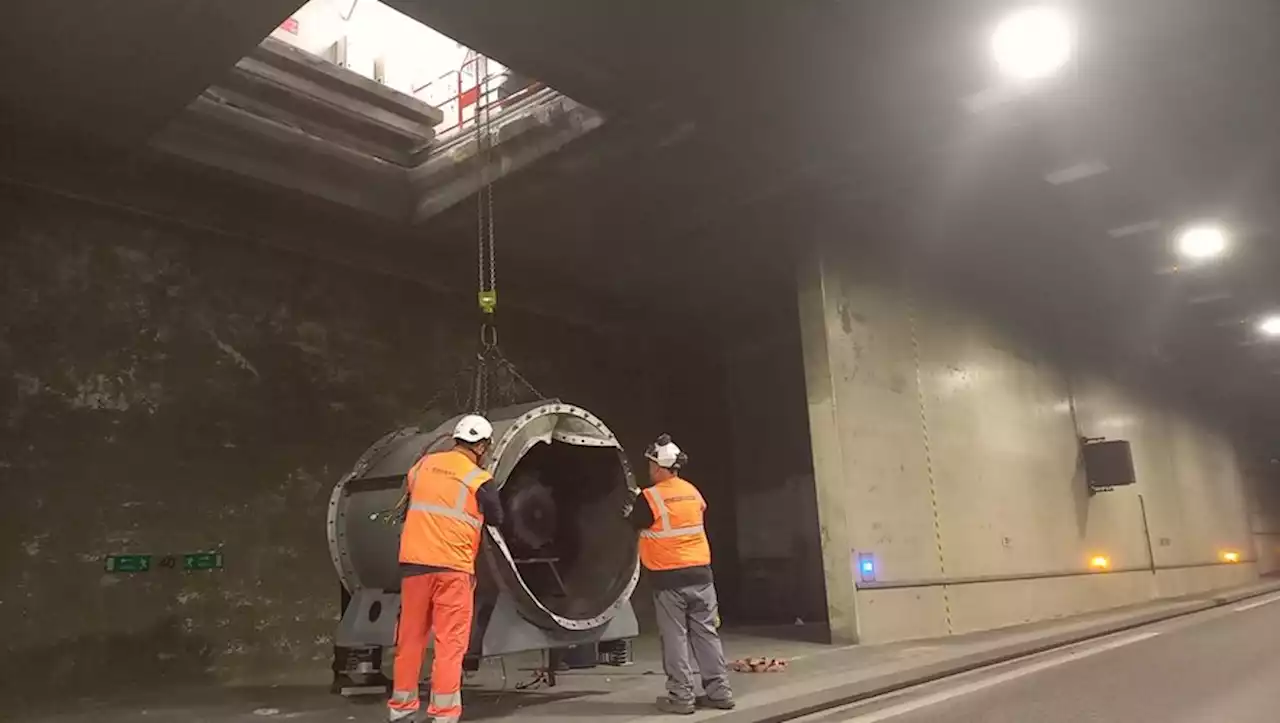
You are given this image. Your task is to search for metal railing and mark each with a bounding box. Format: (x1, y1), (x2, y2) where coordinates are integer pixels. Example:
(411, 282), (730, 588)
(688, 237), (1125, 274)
(413, 54), (546, 140)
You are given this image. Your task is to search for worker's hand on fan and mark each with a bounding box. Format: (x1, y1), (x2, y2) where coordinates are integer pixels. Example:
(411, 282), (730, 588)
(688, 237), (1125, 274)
(621, 487), (640, 517)
(371, 491), (409, 525)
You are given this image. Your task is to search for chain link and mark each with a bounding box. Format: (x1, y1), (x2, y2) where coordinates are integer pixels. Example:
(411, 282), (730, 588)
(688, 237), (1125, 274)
(370, 351), (542, 527)
(387, 53), (539, 438)
(474, 53), (497, 305)
(475, 53), (489, 303)
(483, 57), (496, 298)
(486, 178), (496, 299)
(463, 346), (543, 414)
(475, 352), (490, 412)
(469, 51), (511, 415)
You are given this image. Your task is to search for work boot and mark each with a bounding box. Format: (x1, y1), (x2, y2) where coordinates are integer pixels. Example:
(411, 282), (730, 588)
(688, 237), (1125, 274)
(655, 696), (696, 715)
(696, 695), (736, 710)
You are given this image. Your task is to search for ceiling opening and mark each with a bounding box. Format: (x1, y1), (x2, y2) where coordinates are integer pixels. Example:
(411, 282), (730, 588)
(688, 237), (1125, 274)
(272, 0), (536, 140)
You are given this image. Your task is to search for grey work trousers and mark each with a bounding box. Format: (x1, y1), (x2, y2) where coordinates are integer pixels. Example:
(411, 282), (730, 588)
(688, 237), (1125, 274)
(654, 583), (732, 704)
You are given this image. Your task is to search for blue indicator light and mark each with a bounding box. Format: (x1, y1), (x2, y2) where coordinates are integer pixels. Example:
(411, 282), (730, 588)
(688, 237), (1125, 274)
(856, 552), (877, 582)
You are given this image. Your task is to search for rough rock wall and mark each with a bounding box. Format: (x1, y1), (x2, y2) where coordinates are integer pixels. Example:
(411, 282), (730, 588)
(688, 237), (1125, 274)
(0, 187), (670, 700)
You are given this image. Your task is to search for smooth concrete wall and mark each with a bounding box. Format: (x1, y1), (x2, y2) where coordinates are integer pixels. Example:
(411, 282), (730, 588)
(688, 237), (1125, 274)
(1251, 538), (1280, 576)
(1239, 446), (1280, 575)
(799, 248), (1256, 644)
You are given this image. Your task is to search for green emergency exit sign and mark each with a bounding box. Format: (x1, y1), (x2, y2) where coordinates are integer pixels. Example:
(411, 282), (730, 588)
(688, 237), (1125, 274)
(104, 554), (152, 573)
(102, 552), (223, 573)
(183, 552), (224, 571)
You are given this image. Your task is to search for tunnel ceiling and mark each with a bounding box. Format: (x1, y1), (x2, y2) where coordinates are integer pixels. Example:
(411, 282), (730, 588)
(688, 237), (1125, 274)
(0, 0), (303, 144)
(393, 0), (1280, 426)
(4, 1), (1280, 427)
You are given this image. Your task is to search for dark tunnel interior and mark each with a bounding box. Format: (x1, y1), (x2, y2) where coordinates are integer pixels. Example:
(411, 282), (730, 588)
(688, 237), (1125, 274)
(497, 441), (637, 619)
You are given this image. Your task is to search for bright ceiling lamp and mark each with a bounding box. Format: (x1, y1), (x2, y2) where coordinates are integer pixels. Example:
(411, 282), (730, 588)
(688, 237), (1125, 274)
(1258, 315), (1280, 338)
(1175, 223), (1229, 261)
(991, 6), (1075, 81)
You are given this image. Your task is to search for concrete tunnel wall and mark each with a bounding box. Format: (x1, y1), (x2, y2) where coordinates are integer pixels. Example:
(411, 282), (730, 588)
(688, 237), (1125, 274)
(798, 246), (1257, 645)
(1242, 451), (1280, 575)
(0, 184), (740, 701)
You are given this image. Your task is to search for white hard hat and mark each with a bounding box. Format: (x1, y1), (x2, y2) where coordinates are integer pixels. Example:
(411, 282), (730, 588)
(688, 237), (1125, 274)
(453, 414), (493, 443)
(645, 434), (685, 469)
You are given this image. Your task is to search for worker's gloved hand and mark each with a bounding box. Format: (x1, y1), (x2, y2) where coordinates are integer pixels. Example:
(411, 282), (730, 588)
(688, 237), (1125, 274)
(371, 490), (409, 526)
(621, 487), (642, 518)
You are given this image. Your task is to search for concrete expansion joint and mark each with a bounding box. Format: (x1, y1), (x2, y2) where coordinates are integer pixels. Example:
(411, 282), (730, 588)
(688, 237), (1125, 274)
(907, 288), (953, 635)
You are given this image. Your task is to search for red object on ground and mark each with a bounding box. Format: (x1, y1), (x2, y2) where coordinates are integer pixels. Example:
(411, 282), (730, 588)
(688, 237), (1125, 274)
(729, 657), (789, 673)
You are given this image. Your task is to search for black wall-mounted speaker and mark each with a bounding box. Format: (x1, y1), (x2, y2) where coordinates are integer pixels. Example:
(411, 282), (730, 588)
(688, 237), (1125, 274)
(1083, 439), (1137, 489)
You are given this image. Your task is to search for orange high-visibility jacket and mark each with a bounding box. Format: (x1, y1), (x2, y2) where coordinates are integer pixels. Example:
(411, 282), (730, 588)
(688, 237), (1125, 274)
(639, 476), (712, 571)
(399, 449), (493, 574)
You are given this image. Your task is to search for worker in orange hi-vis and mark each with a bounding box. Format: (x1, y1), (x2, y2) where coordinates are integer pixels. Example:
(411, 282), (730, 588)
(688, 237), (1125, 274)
(388, 415), (504, 723)
(627, 434), (734, 715)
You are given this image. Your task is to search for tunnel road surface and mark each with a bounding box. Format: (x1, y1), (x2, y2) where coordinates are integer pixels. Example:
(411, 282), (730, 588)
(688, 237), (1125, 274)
(795, 592), (1280, 723)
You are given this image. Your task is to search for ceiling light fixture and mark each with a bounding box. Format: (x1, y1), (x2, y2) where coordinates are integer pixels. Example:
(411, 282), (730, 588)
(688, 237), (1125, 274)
(1258, 315), (1280, 338)
(1175, 223), (1228, 261)
(991, 6), (1075, 81)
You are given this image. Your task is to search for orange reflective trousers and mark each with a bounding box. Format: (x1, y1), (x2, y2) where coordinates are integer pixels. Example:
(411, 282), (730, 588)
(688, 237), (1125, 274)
(388, 571), (474, 723)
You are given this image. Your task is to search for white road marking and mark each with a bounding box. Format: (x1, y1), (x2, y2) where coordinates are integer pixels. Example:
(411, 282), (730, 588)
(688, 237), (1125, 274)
(1234, 593), (1280, 612)
(809, 632), (1160, 723)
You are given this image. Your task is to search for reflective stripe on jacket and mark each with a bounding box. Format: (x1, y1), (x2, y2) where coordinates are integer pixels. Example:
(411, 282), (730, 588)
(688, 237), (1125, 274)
(399, 449), (492, 574)
(639, 477), (712, 571)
